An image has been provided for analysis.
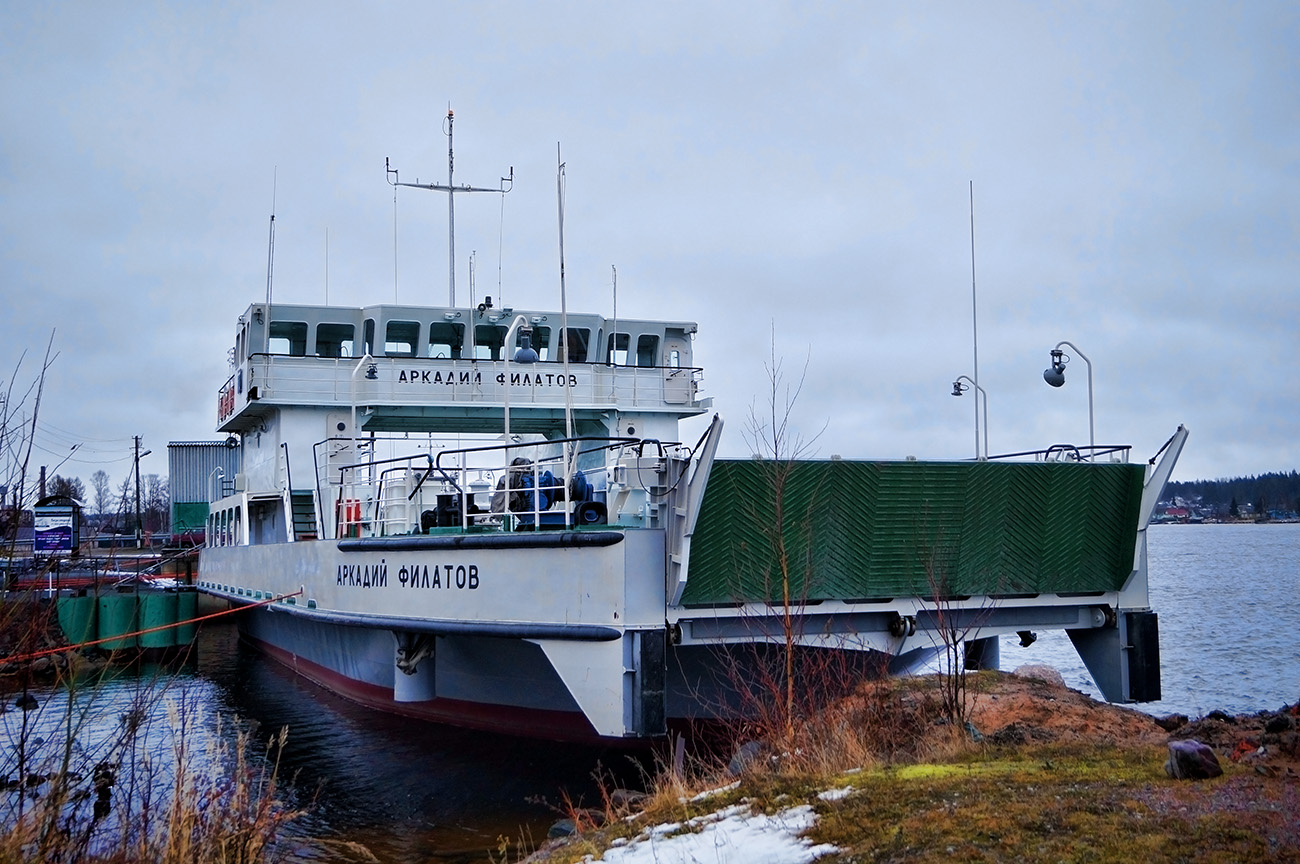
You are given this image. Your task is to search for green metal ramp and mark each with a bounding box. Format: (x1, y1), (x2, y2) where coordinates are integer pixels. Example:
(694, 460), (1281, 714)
(683, 459), (1146, 606)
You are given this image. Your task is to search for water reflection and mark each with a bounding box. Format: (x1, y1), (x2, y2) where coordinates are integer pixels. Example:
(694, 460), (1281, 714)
(198, 622), (643, 863)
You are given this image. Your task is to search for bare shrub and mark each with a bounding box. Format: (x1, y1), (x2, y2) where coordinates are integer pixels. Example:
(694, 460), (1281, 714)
(0, 681), (302, 863)
(698, 335), (940, 775)
(923, 552), (1000, 734)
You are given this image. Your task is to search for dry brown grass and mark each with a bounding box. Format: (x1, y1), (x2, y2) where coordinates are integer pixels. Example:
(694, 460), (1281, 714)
(525, 674), (1300, 863)
(0, 597), (304, 864)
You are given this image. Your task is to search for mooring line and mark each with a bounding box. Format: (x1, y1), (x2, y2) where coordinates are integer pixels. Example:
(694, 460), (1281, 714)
(0, 589), (304, 666)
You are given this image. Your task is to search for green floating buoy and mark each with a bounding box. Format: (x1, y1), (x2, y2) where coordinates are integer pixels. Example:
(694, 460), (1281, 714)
(174, 589), (198, 645)
(97, 592), (139, 650)
(56, 594), (97, 646)
(138, 590), (178, 649)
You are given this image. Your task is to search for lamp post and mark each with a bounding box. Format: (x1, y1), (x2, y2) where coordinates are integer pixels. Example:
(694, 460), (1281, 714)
(1043, 340), (1094, 458)
(951, 376), (988, 459)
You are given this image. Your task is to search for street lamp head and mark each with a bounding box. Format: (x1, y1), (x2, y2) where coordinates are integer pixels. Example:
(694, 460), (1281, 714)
(1043, 349), (1067, 387)
(951, 380), (967, 397)
(513, 328), (539, 364)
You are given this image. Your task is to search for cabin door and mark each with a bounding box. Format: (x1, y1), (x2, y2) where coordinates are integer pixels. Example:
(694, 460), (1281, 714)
(662, 336), (690, 404)
(323, 412), (357, 538)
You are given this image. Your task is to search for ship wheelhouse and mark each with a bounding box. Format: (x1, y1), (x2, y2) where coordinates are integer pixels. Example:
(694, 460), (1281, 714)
(211, 299), (710, 547)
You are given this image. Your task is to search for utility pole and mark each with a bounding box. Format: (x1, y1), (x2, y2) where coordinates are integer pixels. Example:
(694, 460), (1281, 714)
(134, 436), (142, 547)
(133, 437), (153, 547)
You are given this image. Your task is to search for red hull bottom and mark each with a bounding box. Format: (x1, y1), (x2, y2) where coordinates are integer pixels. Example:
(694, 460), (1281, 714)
(243, 632), (615, 745)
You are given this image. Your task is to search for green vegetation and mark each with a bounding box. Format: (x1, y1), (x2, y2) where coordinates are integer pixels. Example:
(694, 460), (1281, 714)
(810, 744), (1295, 863)
(525, 715), (1299, 864)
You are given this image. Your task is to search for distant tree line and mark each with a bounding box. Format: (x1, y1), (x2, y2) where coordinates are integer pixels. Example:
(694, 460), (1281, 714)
(1165, 471), (1300, 518)
(41, 470), (170, 534)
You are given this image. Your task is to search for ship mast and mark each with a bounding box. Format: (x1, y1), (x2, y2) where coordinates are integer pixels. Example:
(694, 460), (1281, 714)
(386, 109), (513, 306)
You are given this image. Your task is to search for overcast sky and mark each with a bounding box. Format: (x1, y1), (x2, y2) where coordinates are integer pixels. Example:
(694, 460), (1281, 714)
(2, 0), (1297, 498)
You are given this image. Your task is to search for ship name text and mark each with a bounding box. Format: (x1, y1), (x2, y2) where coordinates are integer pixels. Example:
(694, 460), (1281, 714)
(334, 560), (481, 590)
(395, 368), (579, 389)
(397, 563), (479, 590)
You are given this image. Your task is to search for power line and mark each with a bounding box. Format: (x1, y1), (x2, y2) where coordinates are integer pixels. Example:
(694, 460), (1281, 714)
(36, 419), (133, 446)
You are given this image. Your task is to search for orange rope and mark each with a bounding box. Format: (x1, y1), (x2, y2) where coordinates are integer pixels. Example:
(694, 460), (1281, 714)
(0, 589), (304, 666)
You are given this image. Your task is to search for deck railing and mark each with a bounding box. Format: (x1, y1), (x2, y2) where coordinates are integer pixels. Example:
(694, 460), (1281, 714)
(313, 434), (661, 539)
(225, 354), (704, 415)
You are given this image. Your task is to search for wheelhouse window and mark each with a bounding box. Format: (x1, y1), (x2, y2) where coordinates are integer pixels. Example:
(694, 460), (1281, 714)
(562, 328), (590, 362)
(636, 335), (660, 367)
(427, 322), (466, 359)
(385, 320), (420, 357)
(606, 332), (629, 365)
(523, 326), (552, 360)
(316, 323), (355, 358)
(473, 324), (506, 360)
(268, 321), (308, 356)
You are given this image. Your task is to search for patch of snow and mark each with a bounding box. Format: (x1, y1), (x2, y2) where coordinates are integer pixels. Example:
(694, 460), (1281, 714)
(592, 804), (838, 864)
(688, 781), (740, 802)
(817, 786), (854, 801)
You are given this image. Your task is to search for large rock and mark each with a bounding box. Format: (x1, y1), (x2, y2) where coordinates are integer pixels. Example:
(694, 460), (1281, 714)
(1012, 664), (1066, 688)
(1164, 739), (1223, 779)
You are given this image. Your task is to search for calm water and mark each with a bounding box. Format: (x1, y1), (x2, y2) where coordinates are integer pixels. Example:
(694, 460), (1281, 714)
(1006, 522), (1300, 717)
(5, 524), (1295, 862)
(195, 624), (643, 862)
(2, 622), (643, 864)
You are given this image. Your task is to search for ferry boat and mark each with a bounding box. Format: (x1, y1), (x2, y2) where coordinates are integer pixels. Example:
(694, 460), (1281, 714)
(197, 121), (1186, 742)
(196, 289), (1187, 742)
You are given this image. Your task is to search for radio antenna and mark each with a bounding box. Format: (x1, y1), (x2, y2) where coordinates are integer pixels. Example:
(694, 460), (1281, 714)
(386, 108), (513, 306)
(969, 180), (982, 459)
(386, 158), (399, 302)
(265, 168), (277, 308)
(557, 145), (573, 444)
(264, 167), (277, 356)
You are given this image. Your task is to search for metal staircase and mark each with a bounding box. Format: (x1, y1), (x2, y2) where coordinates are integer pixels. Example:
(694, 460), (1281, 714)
(290, 491), (318, 541)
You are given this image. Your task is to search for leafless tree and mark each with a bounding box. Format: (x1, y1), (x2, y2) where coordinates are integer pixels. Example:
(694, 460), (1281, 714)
(1, 332), (57, 549)
(735, 330), (828, 741)
(144, 473), (169, 533)
(48, 473), (84, 502)
(91, 469), (112, 518)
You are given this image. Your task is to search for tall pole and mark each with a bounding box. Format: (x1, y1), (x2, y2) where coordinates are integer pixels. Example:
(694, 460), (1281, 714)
(969, 181), (981, 461)
(446, 109), (456, 305)
(134, 435), (142, 547)
(557, 146), (573, 444)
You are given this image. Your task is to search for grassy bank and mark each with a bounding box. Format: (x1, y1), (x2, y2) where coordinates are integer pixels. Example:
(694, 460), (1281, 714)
(522, 673), (1300, 864)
